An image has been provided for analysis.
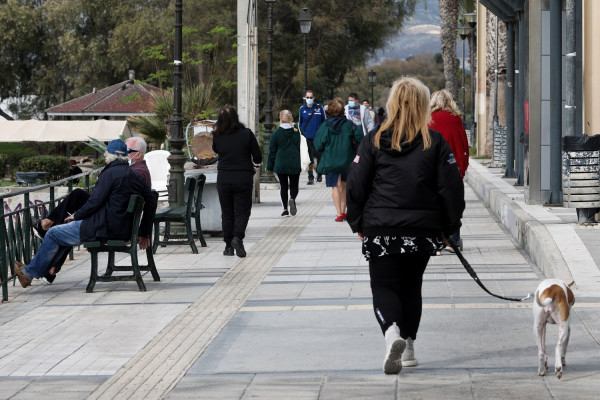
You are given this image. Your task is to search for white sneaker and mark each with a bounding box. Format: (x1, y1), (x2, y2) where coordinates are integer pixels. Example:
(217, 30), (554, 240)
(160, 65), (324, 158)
(401, 337), (418, 367)
(383, 323), (405, 374)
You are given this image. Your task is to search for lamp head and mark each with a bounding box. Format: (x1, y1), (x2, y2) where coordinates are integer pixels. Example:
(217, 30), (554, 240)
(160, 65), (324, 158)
(457, 25), (471, 40)
(298, 7), (312, 34)
(367, 69), (377, 83)
(464, 12), (477, 28)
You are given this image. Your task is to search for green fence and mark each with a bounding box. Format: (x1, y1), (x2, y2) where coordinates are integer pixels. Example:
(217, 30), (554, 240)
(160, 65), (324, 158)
(0, 169), (102, 301)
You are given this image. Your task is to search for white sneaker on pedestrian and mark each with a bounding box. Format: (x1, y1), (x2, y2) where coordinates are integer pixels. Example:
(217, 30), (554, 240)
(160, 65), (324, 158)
(401, 337), (418, 367)
(383, 323), (405, 374)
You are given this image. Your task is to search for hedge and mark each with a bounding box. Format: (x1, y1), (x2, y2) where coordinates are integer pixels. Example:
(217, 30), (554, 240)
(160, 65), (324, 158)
(19, 156), (70, 182)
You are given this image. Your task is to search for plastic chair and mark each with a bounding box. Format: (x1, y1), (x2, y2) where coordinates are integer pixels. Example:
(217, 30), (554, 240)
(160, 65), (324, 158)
(144, 150), (171, 194)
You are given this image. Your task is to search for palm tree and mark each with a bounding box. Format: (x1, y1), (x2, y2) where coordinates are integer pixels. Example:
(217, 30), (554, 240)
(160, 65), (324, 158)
(439, 0), (460, 100)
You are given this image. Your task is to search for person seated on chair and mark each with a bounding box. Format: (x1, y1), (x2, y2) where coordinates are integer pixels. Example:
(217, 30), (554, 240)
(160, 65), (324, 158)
(32, 137), (152, 240)
(15, 139), (157, 288)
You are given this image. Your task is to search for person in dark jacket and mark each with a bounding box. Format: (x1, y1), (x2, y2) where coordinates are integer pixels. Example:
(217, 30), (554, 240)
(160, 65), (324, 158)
(314, 98), (364, 222)
(212, 106), (262, 258)
(267, 110), (301, 217)
(346, 77), (465, 375)
(15, 139), (157, 288)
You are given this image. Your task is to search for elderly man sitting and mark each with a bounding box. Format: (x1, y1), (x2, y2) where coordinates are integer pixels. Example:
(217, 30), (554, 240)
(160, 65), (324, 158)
(15, 139), (157, 288)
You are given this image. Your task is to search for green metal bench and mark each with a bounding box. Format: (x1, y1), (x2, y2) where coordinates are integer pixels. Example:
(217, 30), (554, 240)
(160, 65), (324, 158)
(83, 194), (160, 293)
(152, 174), (207, 254)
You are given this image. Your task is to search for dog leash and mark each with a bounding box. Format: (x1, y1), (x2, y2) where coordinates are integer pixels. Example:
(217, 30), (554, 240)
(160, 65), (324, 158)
(448, 240), (535, 302)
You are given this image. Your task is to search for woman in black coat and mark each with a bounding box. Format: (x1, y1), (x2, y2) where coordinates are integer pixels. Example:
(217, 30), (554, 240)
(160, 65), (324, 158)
(212, 106), (262, 258)
(346, 77), (465, 374)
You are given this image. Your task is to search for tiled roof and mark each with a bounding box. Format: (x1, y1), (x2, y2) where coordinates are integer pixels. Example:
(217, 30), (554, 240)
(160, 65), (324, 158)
(46, 81), (162, 116)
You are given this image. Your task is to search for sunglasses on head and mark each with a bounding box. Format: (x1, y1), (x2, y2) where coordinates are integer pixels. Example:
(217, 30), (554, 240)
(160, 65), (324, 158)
(127, 148), (139, 153)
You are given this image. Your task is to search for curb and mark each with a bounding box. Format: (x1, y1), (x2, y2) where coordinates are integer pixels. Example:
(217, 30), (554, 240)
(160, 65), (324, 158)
(465, 161), (574, 283)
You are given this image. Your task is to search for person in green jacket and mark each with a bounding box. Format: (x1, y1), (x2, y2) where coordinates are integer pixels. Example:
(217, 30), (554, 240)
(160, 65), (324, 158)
(267, 110), (302, 217)
(314, 98), (364, 222)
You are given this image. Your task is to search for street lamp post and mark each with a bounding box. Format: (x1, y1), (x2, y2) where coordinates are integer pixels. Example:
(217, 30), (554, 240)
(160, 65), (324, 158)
(464, 12), (477, 140)
(457, 25), (471, 124)
(262, 0), (276, 183)
(367, 69), (376, 107)
(298, 7), (312, 94)
(168, 0), (186, 207)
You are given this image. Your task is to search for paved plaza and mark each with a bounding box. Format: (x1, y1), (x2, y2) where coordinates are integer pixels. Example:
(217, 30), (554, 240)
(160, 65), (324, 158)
(1, 160), (600, 399)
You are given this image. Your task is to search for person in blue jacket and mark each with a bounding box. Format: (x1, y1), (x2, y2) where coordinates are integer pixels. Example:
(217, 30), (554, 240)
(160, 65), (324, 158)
(15, 139), (157, 288)
(299, 90), (326, 184)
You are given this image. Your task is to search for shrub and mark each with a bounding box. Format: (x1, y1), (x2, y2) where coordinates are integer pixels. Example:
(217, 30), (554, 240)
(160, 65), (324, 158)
(0, 154), (7, 178)
(19, 156), (70, 182)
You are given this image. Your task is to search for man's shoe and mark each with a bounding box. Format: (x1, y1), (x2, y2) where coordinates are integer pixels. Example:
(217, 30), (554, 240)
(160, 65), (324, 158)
(289, 199), (297, 216)
(316, 174), (322, 182)
(31, 218), (46, 239)
(14, 266), (32, 288)
(223, 245), (234, 256)
(231, 237), (246, 258)
(281, 210), (289, 217)
(307, 178), (314, 185)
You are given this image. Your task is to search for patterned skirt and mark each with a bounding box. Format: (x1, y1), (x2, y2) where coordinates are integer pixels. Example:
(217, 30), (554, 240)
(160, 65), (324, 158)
(362, 235), (445, 261)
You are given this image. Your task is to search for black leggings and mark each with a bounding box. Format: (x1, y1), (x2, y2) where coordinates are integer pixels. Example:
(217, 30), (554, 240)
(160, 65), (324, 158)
(277, 173), (299, 208)
(217, 182), (253, 245)
(369, 251), (430, 340)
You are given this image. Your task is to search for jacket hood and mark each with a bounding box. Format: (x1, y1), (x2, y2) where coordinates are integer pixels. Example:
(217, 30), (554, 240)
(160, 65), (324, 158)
(325, 115), (348, 134)
(378, 129), (422, 156)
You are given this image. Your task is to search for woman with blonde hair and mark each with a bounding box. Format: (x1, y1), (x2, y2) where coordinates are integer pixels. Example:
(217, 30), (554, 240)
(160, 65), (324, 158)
(267, 110), (302, 217)
(429, 89), (469, 177)
(314, 98), (364, 221)
(346, 77), (464, 374)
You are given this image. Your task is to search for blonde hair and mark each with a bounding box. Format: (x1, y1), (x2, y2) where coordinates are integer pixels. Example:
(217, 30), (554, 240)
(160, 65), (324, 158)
(279, 109), (293, 124)
(430, 89), (462, 116)
(375, 77), (432, 151)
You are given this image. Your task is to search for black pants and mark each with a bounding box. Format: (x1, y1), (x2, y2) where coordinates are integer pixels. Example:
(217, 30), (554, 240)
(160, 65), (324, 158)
(276, 173), (299, 209)
(47, 188), (90, 224)
(306, 138), (321, 179)
(217, 182), (253, 245)
(369, 251), (430, 340)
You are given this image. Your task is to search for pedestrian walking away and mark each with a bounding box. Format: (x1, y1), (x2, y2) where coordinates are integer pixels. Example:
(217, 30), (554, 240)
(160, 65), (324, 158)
(299, 90), (326, 184)
(267, 110), (302, 217)
(346, 77), (465, 374)
(344, 92), (374, 136)
(212, 106), (262, 258)
(314, 98), (364, 222)
(429, 89), (469, 250)
(15, 139), (157, 288)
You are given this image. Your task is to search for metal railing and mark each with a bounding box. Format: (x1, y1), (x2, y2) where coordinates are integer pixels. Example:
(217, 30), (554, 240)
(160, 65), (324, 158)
(0, 168), (103, 302)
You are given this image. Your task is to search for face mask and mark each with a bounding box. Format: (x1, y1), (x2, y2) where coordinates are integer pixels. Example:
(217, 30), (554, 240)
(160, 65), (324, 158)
(306, 98), (314, 106)
(348, 101), (356, 108)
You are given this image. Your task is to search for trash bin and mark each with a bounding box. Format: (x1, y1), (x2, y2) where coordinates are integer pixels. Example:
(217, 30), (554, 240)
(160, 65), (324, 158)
(15, 171), (48, 186)
(562, 135), (600, 222)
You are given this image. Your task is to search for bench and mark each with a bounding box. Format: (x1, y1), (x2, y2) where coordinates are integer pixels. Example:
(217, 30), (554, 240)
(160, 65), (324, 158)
(83, 194), (160, 292)
(152, 174), (207, 254)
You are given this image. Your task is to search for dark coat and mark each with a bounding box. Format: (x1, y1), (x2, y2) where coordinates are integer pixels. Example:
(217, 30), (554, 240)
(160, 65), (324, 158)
(212, 127), (262, 184)
(74, 160), (157, 242)
(267, 125), (301, 174)
(346, 129), (465, 237)
(314, 116), (363, 174)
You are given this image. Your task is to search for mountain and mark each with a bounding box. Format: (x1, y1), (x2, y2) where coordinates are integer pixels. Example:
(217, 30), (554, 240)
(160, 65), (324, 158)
(370, 0), (441, 64)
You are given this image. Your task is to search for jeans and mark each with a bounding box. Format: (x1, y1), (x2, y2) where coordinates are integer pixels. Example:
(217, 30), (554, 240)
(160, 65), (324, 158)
(306, 139), (321, 180)
(25, 220), (83, 279)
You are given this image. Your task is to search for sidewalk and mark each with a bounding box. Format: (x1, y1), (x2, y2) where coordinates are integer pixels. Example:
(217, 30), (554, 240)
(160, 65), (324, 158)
(1, 164), (599, 399)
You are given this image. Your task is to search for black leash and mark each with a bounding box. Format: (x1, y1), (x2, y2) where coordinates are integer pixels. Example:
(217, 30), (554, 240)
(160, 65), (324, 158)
(448, 240), (534, 302)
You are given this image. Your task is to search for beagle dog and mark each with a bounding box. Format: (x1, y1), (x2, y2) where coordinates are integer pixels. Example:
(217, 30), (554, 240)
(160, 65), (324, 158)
(533, 279), (575, 379)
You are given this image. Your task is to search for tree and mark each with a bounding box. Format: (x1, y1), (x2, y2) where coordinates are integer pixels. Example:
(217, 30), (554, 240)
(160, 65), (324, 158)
(439, 0), (460, 100)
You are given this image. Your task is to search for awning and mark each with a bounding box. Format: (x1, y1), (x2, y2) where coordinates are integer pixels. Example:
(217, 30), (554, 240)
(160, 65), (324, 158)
(0, 120), (132, 142)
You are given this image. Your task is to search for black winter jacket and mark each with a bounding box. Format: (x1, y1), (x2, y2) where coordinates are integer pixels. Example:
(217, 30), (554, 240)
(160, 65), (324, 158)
(346, 128), (464, 237)
(212, 127), (262, 184)
(74, 160), (157, 242)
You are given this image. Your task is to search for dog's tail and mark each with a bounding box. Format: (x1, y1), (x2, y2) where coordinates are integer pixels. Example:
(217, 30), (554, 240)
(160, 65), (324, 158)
(535, 290), (553, 307)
